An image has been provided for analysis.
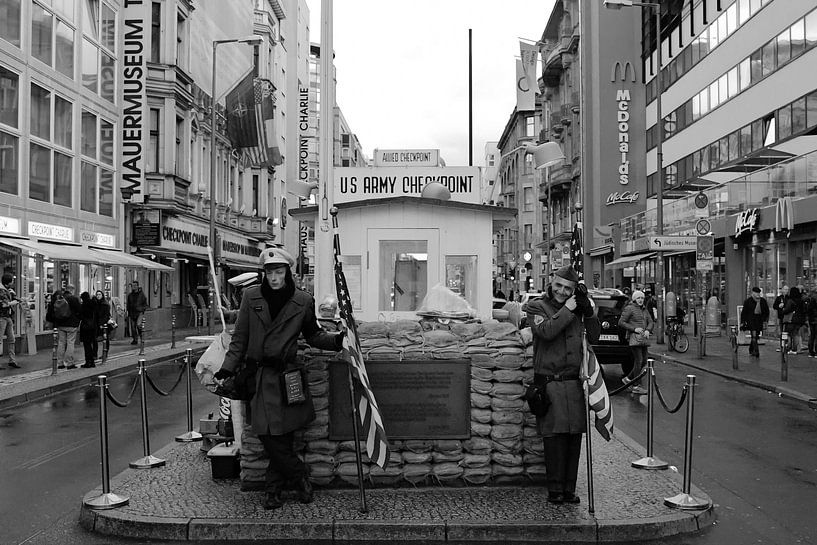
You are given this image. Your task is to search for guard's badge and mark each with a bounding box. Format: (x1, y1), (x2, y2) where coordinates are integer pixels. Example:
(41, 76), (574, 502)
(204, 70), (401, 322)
(534, 315), (545, 326)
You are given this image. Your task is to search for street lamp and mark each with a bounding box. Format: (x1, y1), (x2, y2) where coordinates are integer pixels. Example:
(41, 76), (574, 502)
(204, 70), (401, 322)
(604, 0), (665, 343)
(209, 35), (262, 334)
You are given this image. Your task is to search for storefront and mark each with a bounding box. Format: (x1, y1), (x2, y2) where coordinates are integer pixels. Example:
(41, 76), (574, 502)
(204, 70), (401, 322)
(0, 216), (170, 351)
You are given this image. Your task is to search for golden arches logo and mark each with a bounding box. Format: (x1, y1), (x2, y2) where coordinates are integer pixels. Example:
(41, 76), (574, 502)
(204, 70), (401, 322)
(610, 61), (636, 83)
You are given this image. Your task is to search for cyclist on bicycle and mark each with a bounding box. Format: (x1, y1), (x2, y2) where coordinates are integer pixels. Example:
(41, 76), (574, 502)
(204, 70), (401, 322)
(740, 287), (769, 358)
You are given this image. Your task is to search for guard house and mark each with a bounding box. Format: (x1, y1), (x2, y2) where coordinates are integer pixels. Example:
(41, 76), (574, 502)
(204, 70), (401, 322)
(290, 165), (516, 322)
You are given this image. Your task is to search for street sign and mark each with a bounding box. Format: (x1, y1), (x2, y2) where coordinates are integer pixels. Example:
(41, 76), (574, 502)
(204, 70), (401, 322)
(694, 192), (708, 209)
(696, 219), (712, 235)
(648, 236), (697, 251)
(697, 259), (713, 271)
(697, 235), (714, 260)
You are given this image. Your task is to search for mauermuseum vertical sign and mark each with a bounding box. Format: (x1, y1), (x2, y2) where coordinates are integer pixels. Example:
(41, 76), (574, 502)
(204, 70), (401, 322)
(120, 0), (148, 203)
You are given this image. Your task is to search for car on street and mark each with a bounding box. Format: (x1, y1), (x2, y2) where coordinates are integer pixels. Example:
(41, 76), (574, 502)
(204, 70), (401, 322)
(588, 288), (633, 376)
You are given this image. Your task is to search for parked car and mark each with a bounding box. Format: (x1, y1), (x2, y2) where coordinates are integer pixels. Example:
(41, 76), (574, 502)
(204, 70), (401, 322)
(588, 288), (633, 376)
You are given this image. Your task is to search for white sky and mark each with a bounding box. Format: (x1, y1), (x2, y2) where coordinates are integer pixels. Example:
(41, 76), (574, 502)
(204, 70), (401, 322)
(306, 0), (557, 167)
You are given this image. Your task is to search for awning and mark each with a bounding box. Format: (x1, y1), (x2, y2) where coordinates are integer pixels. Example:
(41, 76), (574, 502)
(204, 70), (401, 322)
(664, 249), (695, 257)
(222, 259), (258, 271)
(87, 248), (173, 271)
(0, 237), (172, 270)
(606, 252), (656, 267)
(589, 244), (614, 257)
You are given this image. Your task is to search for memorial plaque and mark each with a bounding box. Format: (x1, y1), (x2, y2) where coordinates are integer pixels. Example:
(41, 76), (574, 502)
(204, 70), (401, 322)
(132, 209), (161, 247)
(328, 360), (470, 440)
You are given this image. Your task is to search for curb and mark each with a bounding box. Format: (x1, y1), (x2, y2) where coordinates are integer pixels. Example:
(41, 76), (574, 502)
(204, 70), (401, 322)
(79, 433), (715, 543)
(0, 346), (207, 411)
(650, 350), (817, 408)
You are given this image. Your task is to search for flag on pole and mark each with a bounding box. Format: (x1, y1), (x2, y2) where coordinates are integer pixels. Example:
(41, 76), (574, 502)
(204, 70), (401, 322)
(520, 41), (539, 95)
(570, 221), (585, 283)
(225, 74), (282, 167)
(583, 336), (614, 441)
(332, 227), (391, 468)
(515, 59), (535, 111)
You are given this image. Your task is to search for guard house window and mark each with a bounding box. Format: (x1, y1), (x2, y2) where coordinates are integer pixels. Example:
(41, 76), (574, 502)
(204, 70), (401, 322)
(379, 240), (427, 312)
(0, 65), (20, 195)
(446, 255), (477, 307)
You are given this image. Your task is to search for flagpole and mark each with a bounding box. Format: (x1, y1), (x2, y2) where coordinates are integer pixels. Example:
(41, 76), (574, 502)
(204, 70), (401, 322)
(331, 207), (368, 514)
(582, 334), (596, 514)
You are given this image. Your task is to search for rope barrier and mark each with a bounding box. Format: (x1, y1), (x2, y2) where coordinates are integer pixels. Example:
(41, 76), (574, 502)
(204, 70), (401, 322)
(102, 374), (140, 408)
(144, 358), (186, 397)
(653, 376), (689, 414)
(608, 367), (648, 397)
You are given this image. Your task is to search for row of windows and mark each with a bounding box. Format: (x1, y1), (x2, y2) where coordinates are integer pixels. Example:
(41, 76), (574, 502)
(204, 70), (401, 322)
(647, 88), (817, 196)
(2, 1), (117, 104)
(648, 0), (773, 100)
(649, 6), (817, 148)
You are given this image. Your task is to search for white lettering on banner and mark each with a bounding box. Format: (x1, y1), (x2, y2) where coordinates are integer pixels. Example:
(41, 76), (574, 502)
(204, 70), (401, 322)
(335, 167), (480, 204)
(607, 89), (639, 207)
(120, 0), (148, 202)
(735, 208), (759, 237)
(298, 86), (311, 182)
(373, 149), (440, 167)
(81, 231), (115, 247)
(28, 221), (73, 241)
(606, 191), (639, 206)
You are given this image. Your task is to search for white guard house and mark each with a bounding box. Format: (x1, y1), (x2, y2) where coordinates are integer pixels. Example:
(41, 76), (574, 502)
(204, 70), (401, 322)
(290, 166), (516, 322)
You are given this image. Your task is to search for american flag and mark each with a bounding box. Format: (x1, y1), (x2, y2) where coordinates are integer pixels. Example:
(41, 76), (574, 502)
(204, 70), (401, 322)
(583, 336), (613, 441)
(332, 218), (391, 468)
(225, 74), (283, 168)
(570, 221), (584, 282)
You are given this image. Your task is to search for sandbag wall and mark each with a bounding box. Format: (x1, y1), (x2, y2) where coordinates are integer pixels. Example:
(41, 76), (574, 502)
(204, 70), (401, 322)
(238, 320), (545, 489)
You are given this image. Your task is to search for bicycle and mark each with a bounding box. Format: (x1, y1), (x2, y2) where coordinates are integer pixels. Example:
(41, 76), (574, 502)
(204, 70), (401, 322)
(666, 319), (690, 353)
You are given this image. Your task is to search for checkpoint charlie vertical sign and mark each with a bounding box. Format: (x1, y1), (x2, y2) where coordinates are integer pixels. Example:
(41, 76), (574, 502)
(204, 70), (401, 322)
(120, 0), (149, 203)
(334, 167), (481, 205)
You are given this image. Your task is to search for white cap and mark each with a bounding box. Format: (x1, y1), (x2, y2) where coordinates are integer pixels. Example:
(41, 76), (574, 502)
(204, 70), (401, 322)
(259, 247), (295, 268)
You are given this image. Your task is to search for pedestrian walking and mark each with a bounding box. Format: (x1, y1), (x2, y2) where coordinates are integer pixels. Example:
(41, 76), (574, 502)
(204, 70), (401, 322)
(126, 281), (147, 345)
(806, 289), (817, 358)
(644, 287), (658, 322)
(524, 265), (599, 504)
(773, 285), (789, 352)
(0, 272), (21, 369)
(94, 290), (112, 359)
(47, 285), (81, 369)
(619, 290), (654, 396)
(781, 287), (805, 354)
(79, 292), (98, 368)
(740, 287), (769, 358)
(214, 247), (345, 510)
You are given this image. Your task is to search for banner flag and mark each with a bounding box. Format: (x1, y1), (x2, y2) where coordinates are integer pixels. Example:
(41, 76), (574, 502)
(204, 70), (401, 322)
(520, 41), (539, 95)
(516, 59), (535, 111)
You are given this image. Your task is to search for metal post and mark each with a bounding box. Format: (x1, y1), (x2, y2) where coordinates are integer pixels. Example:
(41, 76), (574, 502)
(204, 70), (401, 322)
(632, 358), (669, 470)
(730, 325), (739, 370)
(138, 315), (145, 355)
(701, 292), (707, 356)
(653, 4), (665, 345)
(664, 375), (711, 510)
(101, 323), (109, 365)
(170, 313), (176, 348)
(83, 375), (129, 509)
(781, 331), (789, 381)
(209, 40), (218, 338)
(130, 359), (166, 468)
(51, 327), (58, 375)
(175, 348), (202, 442)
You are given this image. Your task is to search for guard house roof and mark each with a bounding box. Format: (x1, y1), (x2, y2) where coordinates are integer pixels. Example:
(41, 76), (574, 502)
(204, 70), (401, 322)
(289, 196), (517, 232)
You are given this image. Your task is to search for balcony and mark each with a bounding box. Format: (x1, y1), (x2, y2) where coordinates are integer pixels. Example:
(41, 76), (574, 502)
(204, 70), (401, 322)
(550, 112), (564, 135)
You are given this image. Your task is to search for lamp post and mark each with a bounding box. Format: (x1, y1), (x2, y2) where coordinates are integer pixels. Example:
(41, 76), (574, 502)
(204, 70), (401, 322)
(209, 35), (262, 334)
(605, 0), (664, 342)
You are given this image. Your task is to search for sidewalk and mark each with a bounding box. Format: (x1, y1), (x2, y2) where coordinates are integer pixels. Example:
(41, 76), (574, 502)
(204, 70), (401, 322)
(649, 330), (817, 409)
(0, 325), (210, 410)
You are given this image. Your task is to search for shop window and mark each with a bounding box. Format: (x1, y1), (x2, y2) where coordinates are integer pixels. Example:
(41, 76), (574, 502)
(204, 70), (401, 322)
(379, 240), (427, 312)
(446, 255), (477, 307)
(0, 131), (18, 195)
(0, 66), (18, 128)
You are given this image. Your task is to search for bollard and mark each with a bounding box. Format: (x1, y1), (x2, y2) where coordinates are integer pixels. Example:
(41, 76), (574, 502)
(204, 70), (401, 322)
(207, 287), (214, 336)
(101, 323), (109, 365)
(175, 348), (203, 442)
(129, 359), (167, 468)
(632, 358), (669, 470)
(51, 327), (58, 376)
(195, 304), (201, 335)
(138, 315), (146, 355)
(664, 375), (711, 510)
(730, 325), (739, 370)
(780, 331), (789, 381)
(170, 313), (176, 349)
(83, 375), (130, 509)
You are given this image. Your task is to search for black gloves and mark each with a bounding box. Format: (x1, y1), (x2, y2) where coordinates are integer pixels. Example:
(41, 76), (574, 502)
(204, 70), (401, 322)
(214, 368), (234, 381)
(572, 284), (595, 318)
(334, 329), (347, 350)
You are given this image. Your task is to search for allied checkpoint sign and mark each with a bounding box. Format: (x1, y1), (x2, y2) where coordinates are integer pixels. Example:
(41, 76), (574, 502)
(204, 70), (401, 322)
(334, 167), (481, 205)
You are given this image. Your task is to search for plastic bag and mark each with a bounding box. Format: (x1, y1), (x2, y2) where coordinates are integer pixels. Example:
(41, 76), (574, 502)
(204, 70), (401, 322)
(416, 284), (476, 319)
(195, 330), (231, 387)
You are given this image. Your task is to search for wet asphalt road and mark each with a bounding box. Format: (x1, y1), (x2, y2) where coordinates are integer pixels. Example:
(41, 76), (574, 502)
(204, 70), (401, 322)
(2, 358), (816, 544)
(0, 361), (215, 545)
